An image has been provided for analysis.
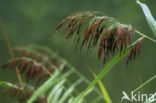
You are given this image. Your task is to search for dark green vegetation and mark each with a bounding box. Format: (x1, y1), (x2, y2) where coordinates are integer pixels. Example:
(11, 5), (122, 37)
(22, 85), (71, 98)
(0, 0), (156, 103)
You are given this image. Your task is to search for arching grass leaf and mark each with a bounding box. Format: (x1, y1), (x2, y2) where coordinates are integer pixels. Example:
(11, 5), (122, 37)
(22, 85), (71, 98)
(137, 0), (156, 36)
(27, 70), (72, 103)
(74, 37), (143, 103)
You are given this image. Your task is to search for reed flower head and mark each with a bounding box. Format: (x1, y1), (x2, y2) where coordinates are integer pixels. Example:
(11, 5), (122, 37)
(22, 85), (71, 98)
(2, 57), (53, 83)
(4, 84), (47, 103)
(50, 11), (141, 64)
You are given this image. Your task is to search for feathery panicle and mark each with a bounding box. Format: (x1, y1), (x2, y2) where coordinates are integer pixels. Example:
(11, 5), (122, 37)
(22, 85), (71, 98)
(50, 11), (135, 64)
(4, 84), (47, 103)
(13, 47), (60, 68)
(12, 47), (61, 72)
(1, 57), (53, 83)
(27, 45), (63, 67)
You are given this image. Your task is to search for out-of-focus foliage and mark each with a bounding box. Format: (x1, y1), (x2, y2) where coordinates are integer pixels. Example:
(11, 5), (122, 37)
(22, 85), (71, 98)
(0, 0), (156, 102)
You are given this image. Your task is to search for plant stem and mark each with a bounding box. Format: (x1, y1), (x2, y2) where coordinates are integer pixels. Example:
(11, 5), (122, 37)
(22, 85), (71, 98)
(135, 30), (156, 43)
(133, 75), (156, 93)
(47, 49), (104, 101)
(88, 67), (112, 103)
(65, 62), (104, 100)
(74, 37), (143, 103)
(0, 19), (24, 90)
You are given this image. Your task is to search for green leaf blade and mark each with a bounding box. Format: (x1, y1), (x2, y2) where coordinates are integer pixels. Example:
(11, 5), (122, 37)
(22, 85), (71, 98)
(137, 0), (156, 36)
(27, 70), (72, 103)
(0, 81), (18, 89)
(74, 47), (131, 103)
(88, 67), (112, 103)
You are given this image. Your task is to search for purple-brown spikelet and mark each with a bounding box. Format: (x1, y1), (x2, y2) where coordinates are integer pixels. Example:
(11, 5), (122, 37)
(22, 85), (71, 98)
(126, 40), (142, 65)
(13, 47), (49, 64)
(21, 60), (29, 73)
(13, 47), (64, 69)
(50, 11), (142, 65)
(127, 27), (133, 44)
(98, 32), (105, 60)
(1, 57), (52, 83)
(87, 19), (103, 52)
(51, 15), (71, 36)
(126, 47), (133, 65)
(116, 25), (121, 53)
(37, 69), (49, 84)
(34, 64), (41, 76)
(4, 84), (47, 103)
(5, 87), (34, 101)
(120, 26), (126, 52)
(133, 46), (137, 60)
(137, 40), (141, 57)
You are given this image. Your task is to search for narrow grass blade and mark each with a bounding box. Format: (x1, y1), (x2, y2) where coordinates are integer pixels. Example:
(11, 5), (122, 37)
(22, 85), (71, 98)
(52, 87), (64, 103)
(133, 75), (156, 93)
(74, 88), (94, 103)
(136, 0), (156, 36)
(47, 79), (66, 103)
(59, 79), (83, 103)
(74, 37), (143, 103)
(0, 81), (18, 89)
(68, 98), (74, 103)
(88, 67), (112, 103)
(74, 47), (131, 103)
(28, 44), (103, 99)
(97, 78), (112, 103)
(27, 70), (72, 103)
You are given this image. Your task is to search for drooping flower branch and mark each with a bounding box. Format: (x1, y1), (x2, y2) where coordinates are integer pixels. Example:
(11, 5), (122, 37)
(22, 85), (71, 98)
(50, 11), (142, 64)
(4, 83), (47, 103)
(1, 45), (67, 84)
(0, 45), (70, 103)
(2, 57), (53, 83)
(12, 47), (61, 69)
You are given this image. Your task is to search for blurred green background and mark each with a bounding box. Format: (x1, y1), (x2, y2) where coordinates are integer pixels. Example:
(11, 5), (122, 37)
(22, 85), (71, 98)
(0, 0), (156, 103)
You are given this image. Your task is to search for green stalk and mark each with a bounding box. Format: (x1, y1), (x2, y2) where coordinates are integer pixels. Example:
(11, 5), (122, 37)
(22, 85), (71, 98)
(74, 37), (144, 103)
(135, 30), (156, 43)
(0, 19), (24, 90)
(133, 75), (156, 93)
(88, 67), (112, 103)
